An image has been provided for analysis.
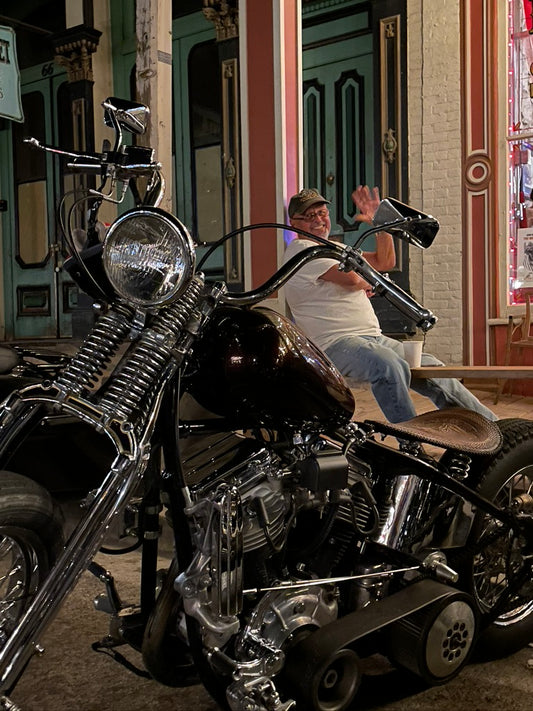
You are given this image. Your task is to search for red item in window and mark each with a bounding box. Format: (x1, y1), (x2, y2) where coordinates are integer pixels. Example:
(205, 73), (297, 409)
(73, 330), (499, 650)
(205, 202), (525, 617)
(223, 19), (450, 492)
(524, 0), (533, 32)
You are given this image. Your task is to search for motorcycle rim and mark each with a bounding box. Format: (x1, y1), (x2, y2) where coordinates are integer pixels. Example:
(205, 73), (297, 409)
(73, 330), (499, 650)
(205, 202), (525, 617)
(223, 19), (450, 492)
(0, 527), (47, 647)
(454, 418), (533, 657)
(470, 462), (533, 625)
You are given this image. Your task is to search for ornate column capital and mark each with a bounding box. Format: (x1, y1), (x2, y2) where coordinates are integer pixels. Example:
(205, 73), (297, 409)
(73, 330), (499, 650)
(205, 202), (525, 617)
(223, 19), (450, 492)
(51, 25), (101, 83)
(203, 0), (239, 41)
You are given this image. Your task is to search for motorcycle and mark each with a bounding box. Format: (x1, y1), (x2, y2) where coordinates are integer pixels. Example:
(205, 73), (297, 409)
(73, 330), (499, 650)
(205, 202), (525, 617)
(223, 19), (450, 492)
(0, 97), (533, 711)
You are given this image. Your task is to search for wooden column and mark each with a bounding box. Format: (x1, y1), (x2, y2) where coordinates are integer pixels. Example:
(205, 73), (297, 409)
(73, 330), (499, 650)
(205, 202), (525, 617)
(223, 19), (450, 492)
(53, 0), (101, 156)
(461, 0), (499, 364)
(136, 0), (173, 212)
(240, 0), (301, 294)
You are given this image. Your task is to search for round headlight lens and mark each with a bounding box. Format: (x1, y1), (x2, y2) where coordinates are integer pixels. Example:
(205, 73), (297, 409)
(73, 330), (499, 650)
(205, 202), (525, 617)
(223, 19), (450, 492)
(103, 208), (195, 307)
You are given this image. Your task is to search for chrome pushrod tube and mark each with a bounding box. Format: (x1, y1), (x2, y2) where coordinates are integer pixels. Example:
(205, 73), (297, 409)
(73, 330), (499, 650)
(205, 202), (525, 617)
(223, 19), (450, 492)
(0, 453), (147, 693)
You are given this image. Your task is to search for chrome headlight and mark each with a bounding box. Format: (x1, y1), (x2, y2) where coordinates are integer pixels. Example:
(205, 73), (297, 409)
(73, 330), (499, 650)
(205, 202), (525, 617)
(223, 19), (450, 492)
(103, 208), (196, 307)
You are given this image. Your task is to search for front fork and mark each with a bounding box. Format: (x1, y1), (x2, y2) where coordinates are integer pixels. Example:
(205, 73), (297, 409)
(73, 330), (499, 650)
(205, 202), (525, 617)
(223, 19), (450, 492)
(0, 399), (148, 697)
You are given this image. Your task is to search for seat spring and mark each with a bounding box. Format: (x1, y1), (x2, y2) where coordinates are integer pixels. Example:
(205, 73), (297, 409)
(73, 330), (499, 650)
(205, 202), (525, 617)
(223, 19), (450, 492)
(448, 452), (471, 479)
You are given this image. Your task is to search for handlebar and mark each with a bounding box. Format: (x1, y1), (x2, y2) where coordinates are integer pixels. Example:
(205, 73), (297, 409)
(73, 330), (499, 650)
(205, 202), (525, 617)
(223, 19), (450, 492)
(24, 138), (161, 177)
(24, 95), (437, 334)
(341, 248), (436, 331)
(24, 97), (162, 206)
(23, 137), (101, 163)
(220, 239), (437, 333)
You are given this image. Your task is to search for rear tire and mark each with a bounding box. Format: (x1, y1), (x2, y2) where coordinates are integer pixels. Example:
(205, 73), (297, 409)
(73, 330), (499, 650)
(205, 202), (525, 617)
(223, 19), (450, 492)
(0, 471), (65, 648)
(453, 419), (533, 659)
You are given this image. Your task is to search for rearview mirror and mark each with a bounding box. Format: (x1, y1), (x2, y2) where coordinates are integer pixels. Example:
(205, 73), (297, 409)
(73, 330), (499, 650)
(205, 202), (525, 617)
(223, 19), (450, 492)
(103, 97), (149, 135)
(373, 197), (439, 249)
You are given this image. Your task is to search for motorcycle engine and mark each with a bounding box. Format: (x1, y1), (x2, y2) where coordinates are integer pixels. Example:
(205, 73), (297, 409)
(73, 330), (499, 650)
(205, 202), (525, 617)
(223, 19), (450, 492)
(183, 434), (387, 559)
(185, 434), (290, 555)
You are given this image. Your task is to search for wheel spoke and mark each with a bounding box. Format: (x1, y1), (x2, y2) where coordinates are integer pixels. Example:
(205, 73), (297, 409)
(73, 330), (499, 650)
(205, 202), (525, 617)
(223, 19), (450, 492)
(0, 533), (40, 646)
(0, 475), (62, 653)
(472, 466), (533, 622)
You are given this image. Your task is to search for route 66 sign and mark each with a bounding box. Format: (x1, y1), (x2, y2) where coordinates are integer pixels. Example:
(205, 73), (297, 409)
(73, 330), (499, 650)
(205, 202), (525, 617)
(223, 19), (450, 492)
(0, 26), (23, 123)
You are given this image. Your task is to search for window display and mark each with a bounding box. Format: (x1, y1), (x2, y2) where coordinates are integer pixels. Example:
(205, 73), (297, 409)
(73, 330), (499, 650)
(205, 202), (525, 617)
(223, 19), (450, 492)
(508, 0), (533, 303)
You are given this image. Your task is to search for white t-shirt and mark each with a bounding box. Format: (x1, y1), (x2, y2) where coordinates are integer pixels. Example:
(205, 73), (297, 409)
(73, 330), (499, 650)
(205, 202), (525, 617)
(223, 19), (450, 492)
(283, 237), (381, 351)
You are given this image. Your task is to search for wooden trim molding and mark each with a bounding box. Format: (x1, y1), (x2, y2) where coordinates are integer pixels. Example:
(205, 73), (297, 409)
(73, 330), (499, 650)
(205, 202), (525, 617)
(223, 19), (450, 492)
(379, 14), (402, 200)
(221, 57), (243, 284)
(461, 0), (499, 364)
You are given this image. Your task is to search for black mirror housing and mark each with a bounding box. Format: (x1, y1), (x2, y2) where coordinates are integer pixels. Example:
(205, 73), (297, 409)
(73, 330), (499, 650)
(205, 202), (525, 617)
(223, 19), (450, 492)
(103, 97), (150, 135)
(373, 197), (439, 249)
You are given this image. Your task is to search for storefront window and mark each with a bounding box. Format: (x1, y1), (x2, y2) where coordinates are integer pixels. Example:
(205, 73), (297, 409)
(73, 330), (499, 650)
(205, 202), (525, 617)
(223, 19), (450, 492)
(508, 0), (533, 303)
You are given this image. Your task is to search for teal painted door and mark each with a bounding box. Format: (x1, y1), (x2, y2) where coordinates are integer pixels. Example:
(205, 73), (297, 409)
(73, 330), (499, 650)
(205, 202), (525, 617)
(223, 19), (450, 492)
(302, 1), (413, 336)
(1, 64), (73, 339)
(172, 19), (223, 277)
(172, 14), (234, 285)
(302, 7), (374, 242)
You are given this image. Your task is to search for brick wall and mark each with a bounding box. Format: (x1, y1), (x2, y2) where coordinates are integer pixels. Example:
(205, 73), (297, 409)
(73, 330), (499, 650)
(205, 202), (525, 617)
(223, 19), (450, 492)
(406, 0), (463, 364)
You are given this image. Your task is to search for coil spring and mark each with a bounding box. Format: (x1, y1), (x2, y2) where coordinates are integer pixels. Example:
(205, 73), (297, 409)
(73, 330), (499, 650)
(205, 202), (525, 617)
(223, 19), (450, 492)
(447, 452), (471, 479)
(98, 277), (204, 423)
(55, 304), (134, 396)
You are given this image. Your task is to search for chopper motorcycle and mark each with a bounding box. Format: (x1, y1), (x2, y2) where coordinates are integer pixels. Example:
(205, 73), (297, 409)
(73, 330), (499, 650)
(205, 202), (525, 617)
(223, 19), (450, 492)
(0, 98), (533, 711)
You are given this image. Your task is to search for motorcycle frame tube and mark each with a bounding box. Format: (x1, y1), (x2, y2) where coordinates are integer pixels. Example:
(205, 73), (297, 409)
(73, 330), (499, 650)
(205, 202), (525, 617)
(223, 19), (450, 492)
(138, 451), (166, 615)
(0, 379), (173, 693)
(0, 450), (147, 693)
(356, 438), (521, 538)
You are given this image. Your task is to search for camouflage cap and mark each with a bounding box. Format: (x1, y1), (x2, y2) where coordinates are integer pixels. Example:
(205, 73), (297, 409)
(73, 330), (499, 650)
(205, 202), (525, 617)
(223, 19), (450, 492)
(288, 188), (330, 218)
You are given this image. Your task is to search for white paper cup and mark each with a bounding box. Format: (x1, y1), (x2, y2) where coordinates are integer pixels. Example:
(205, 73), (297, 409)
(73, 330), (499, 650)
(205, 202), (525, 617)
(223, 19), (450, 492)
(403, 340), (423, 368)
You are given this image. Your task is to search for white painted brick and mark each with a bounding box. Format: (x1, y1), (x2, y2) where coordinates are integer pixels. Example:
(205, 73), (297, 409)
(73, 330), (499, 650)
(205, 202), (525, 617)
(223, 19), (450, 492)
(407, 0), (463, 364)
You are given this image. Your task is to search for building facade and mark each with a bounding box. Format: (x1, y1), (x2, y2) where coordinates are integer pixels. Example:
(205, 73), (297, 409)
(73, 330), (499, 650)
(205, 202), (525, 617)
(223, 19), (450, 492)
(0, 1), (527, 381)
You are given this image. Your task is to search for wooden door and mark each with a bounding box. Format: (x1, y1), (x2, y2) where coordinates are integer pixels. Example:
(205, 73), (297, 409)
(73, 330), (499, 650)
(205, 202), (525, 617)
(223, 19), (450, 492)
(302, 0), (412, 336)
(1, 65), (73, 339)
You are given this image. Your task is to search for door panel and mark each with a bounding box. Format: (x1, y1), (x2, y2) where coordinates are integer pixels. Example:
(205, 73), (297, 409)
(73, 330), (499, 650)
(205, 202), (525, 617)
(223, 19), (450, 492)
(303, 37), (374, 239)
(1, 67), (72, 340)
(302, 1), (413, 336)
(172, 14), (243, 288)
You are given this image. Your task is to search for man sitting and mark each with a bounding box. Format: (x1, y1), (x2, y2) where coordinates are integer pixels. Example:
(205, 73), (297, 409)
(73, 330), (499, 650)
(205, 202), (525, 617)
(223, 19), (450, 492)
(283, 186), (496, 423)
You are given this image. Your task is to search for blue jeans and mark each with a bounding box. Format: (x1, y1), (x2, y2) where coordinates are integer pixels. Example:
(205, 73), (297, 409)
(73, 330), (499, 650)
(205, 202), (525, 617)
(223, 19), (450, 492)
(325, 334), (497, 423)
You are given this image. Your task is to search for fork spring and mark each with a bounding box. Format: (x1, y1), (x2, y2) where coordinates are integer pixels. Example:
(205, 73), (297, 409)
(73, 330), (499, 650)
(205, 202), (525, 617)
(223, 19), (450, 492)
(150, 277), (204, 338)
(98, 277), (204, 423)
(54, 304), (134, 396)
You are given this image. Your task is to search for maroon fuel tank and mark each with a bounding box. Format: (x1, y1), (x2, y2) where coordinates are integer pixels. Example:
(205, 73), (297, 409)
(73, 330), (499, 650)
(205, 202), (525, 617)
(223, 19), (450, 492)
(185, 306), (355, 429)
